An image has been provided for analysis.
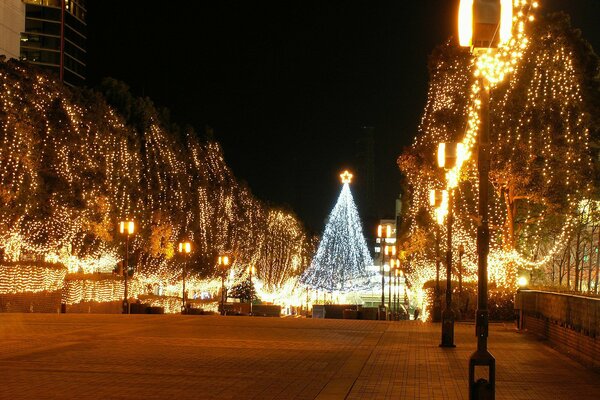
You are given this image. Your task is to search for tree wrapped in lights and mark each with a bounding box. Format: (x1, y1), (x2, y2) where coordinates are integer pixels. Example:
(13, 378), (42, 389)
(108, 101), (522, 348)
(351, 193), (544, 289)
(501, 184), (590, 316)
(301, 171), (374, 293)
(0, 62), (313, 306)
(398, 5), (599, 303)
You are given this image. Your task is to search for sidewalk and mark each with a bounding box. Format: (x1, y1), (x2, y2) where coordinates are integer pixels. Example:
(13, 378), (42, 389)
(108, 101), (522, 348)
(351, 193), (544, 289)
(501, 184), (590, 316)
(0, 314), (598, 399)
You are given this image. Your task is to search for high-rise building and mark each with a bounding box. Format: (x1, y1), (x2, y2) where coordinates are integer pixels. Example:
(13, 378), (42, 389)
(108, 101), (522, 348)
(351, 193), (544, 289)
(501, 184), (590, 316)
(0, 0), (25, 60)
(20, 0), (87, 86)
(0, 1), (86, 86)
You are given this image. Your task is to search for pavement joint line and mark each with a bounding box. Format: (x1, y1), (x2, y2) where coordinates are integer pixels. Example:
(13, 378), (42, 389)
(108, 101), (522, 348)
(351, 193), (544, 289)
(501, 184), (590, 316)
(314, 322), (390, 400)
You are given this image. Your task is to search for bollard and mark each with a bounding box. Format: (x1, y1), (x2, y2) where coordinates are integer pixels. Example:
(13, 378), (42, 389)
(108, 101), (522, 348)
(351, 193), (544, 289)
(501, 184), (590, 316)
(469, 349), (495, 400)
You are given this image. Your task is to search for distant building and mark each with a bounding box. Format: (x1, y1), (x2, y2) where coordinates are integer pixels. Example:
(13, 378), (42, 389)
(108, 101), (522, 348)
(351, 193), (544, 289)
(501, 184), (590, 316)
(20, 0), (87, 86)
(0, 0), (86, 87)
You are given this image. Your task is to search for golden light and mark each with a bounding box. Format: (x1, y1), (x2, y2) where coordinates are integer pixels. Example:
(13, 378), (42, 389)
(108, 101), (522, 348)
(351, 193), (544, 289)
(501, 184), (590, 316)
(458, 0), (474, 47)
(223, 255), (229, 266)
(437, 142), (446, 168)
(119, 220), (134, 235)
(430, 189), (444, 208)
(377, 224), (392, 238)
(178, 241), (191, 254)
(340, 170), (353, 184)
(459, 0), (512, 48)
(517, 276), (528, 287)
(247, 265), (256, 274)
(500, 0), (513, 45)
(384, 245), (397, 257)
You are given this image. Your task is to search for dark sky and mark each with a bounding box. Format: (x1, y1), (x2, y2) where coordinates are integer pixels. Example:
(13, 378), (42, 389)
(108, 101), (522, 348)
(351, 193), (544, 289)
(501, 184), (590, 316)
(86, 1), (599, 233)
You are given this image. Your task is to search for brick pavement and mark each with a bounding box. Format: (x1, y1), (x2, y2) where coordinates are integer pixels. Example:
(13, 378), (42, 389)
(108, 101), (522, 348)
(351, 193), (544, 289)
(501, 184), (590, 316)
(0, 314), (598, 399)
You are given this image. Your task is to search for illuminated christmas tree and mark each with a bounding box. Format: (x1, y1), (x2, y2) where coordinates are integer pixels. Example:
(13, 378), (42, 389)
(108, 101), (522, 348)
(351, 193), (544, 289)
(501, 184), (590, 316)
(301, 171), (374, 293)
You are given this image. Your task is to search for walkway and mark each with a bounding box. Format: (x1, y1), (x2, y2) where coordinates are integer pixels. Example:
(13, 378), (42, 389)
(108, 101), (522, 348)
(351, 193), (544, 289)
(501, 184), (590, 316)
(0, 314), (598, 399)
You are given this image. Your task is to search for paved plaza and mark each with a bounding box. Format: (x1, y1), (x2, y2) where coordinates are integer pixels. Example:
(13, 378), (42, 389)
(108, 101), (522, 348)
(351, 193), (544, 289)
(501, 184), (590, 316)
(0, 314), (599, 399)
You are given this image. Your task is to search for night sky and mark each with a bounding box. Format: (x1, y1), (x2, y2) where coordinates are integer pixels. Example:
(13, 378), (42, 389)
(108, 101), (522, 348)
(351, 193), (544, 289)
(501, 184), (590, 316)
(86, 1), (600, 233)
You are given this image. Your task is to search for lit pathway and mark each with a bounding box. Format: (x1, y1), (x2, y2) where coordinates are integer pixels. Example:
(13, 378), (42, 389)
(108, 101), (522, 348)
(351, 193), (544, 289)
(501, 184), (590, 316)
(0, 314), (598, 399)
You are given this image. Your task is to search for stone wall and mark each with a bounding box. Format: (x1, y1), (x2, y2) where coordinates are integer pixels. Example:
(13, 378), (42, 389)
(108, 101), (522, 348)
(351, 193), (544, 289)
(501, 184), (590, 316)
(518, 290), (600, 368)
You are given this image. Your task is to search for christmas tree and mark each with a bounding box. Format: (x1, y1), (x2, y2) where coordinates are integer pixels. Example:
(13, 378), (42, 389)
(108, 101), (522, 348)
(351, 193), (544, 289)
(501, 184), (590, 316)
(301, 171), (374, 293)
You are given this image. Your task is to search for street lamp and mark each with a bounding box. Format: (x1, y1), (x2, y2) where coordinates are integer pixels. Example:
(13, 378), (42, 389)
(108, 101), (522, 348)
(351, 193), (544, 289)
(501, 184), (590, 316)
(247, 265), (256, 315)
(377, 224), (392, 320)
(178, 241), (192, 313)
(438, 142), (463, 348)
(218, 255), (230, 315)
(119, 220), (135, 314)
(430, 189), (445, 322)
(458, 244), (465, 304)
(385, 245), (397, 320)
(459, 0), (513, 397)
(390, 258), (400, 320)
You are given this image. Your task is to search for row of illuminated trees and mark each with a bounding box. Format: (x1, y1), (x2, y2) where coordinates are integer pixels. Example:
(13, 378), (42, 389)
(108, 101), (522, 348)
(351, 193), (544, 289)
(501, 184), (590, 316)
(0, 61), (314, 293)
(397, 11), (600, 295)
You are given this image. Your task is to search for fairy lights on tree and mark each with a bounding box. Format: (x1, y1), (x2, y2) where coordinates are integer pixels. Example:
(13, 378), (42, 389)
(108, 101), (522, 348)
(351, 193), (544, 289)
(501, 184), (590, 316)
(0, 62), (313, 308)
(301, 171), (374, 293)
(398, 1), (598, 313)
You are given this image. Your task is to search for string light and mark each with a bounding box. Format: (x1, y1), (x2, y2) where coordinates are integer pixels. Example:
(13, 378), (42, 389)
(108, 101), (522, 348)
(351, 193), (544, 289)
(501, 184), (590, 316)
(0, 60), (312, 311)
(398, 1), (594, 313)
(301, 175), (374, 292)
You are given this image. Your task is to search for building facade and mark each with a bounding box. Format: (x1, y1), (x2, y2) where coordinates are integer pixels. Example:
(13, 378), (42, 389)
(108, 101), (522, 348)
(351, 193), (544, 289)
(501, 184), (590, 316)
(0, 0), (86, 86)
(0, 0), (25, 59)
(20, 0), (87, 86)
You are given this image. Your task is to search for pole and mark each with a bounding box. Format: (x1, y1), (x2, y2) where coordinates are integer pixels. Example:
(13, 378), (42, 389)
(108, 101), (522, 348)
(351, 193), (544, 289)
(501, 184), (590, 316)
(221, 273), (225, 316)
(434, 225), (441, 322)
(182, 256), (186, 313)
(393, 271), (397, 320)
(249, 268), (253, 315)
(381, 244), (385, 320)
(459, 246), (464, 303)
(388, 264), (392, 320)
(441, 189), (455, 347)
(123, 234), (129, 314)
(469, 78), (495, 399)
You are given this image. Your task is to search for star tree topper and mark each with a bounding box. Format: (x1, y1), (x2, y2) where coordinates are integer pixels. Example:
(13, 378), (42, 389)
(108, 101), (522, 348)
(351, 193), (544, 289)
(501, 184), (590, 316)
(340, 170), (353, 184)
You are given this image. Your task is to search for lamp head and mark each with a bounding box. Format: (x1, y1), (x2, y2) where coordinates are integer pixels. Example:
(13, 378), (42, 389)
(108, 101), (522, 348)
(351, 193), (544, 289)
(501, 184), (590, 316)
(517, 276), (528, 288)
(179, 242), (191, 254)
(459, 0), (512, 49)
(119, 220), (135, 235)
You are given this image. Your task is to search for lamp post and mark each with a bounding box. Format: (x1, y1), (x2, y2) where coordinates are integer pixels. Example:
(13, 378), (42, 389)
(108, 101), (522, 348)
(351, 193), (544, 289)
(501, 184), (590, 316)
(247, 265), (256, 315)
(386, 245), (396, 320)
(377, 224), (392, 320)
(459, 0), (513, 397)
(458, 244), (465, 305)
(430, 189), (445, 322)
(178, 241), (191, 313)
(394, 267), (400, 319)
(391, 259), (400, 320)
(218, 255), (230, 315)
(438, 142), (463, 348)
(119, 220), (135, 314)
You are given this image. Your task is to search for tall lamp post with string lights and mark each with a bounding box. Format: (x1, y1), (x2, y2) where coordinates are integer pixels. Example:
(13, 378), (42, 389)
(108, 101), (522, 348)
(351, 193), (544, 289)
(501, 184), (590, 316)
(377, 223), (392, 320)
(458, 0), (514, 397)
(438, 142), (466, 348)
